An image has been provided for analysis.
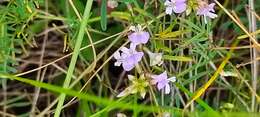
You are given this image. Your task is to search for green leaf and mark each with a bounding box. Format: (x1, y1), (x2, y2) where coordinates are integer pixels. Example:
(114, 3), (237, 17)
(101, 0), (107, 31)
(180, 17), (202, 32)
(110, 11), (131, 21)
(159, 30), (190, 38)
(163, 55), (193, 62)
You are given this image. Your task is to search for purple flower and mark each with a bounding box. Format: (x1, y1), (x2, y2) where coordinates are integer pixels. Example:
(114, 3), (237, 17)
(114, 44), (144, 71)
(107, 0), (118, 9)
(164, 0), (187, 14)
(197, 3), (217, 19)
(128, 24), (150, 45)
(151, 71), (176, 94)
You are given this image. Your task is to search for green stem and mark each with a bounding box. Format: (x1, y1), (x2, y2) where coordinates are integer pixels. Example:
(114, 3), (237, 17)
(54, 0), (93, 117)
(135, 64), (142, 74)
(133, 94), (138, 117)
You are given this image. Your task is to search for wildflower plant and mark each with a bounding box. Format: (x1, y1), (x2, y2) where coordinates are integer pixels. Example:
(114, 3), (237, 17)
(114, 0), (218, 101)
(5, 0), (259, 116)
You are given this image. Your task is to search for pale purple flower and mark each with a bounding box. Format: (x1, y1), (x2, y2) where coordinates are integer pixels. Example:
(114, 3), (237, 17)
(107, 0), (118, 9)
(128, 24), (150, 45)
(164, 0), (187, 14)
(197, 3), (217, 20)
(151, 71), (176, 94)
(114, 44), (144, 71)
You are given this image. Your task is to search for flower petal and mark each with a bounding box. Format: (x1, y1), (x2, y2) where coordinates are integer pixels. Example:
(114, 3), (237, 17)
(128, 33), (140, 44)
(157, 82), (165, 90)
(207, 12), (217, 19)
(159, 71), (168, 80)
(134, 52), (144, 62)
(128, 75), (135, 81)
(149, 52), (163, 66)
(208, 3), (216, 12)
(197, 2), (217, 20)
(121, 47), (130, 54)
(164, 84), (171, 94)
(168, 76), (176, 82)
(164, 0), (171, 6)
(117, 89), (130, 97)
(128, 32), (149, 45)
(139, 31), (150, 44)
(129, 43), (137, 50)
(129, 26), (136, 31)
(122, 62), (135, 71)
(114, 61), (121, 66)
(117, 113), (127, 117)
(140, 88), (146, 98)
(130, 86), (138, 94)
(113, 51), (121, 59)
(175, 0), (186, 3)
(136, 24), (142, 32)
(107, 0), (118, 9)
(173, 2), (186, 13)
(165, 6), (173, 15)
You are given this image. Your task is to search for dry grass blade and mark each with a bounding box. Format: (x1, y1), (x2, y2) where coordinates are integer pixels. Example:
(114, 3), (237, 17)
(183, 0), (259, 113)
(214, 0), (260, 49)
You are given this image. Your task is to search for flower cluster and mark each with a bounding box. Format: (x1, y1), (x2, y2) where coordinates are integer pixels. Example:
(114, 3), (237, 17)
(114, 44), (143, 71)
(113, 0), (217, 99)
(114, 24), (149, 71)
(164, 0), (217, 23)
(113, 24), (176, 98)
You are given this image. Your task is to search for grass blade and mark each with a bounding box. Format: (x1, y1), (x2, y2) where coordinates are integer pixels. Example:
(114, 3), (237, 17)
(54, 0), (94, 117)
(0, 73), (181, 114)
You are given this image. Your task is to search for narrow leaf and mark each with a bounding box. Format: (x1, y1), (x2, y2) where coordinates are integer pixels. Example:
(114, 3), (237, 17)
(159, 30), (190, 38)
(163, 55), (193, 62)
(101, 0), (107, 31)
(110, 11), (131, 21)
